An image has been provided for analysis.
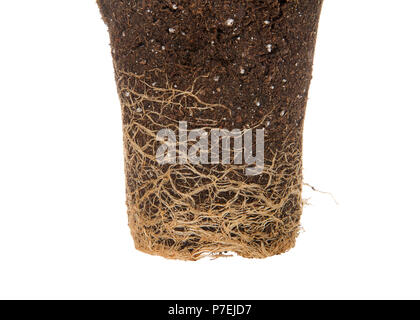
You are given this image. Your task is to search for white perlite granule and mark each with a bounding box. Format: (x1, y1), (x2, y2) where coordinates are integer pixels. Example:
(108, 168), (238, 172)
(225, 19), (234, 26)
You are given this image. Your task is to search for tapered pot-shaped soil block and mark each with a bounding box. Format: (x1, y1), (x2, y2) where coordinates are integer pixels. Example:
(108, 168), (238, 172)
(98, 0), (323, 260)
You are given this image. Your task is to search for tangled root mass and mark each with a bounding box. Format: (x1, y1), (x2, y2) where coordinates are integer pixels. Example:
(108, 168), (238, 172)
(118, 69), (303, 260)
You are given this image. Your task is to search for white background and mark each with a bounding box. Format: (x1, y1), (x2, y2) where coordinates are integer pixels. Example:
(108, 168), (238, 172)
(0, 1), (419, 300)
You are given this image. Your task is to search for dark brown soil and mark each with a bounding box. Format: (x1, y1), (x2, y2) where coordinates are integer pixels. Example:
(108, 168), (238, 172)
(98, 0), (323, 260)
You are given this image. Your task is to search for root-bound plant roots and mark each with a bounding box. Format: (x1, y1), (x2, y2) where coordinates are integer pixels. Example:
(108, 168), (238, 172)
(97, 0), (323, 260)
